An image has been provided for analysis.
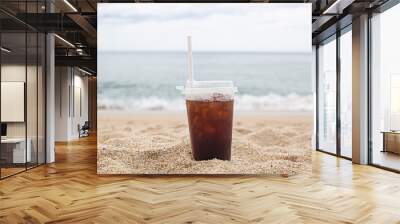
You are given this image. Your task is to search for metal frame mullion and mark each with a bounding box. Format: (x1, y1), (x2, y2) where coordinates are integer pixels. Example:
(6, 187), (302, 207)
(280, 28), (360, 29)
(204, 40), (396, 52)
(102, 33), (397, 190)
(25, 0), (28, 171)
(367, 11), (373, 165)
(36, 0), (39, 168)
(44, 0), (48, 164)
(336, 28), (341, 157)
(316, 45), (320, 150)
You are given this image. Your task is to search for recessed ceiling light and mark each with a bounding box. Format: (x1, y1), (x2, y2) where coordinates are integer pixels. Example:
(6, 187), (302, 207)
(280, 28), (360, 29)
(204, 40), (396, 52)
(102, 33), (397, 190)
(1, 47), (11, 53)
(63, 0), (78, 12)
(78, 67), (92, 76)
(323, 0), (354, 15)
(54, 34), (75, 48)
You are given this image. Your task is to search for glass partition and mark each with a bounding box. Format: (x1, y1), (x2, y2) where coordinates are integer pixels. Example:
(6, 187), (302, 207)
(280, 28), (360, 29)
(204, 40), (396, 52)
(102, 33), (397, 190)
(0, 2), (46, 179)
(0, 31), (28, 178)
(26, 0), (41, 169)
(38, 32), (45, 165)
(27, 30), (38, 169)
(370, 4), (400, 171)
(339, 28), (352, 158)
(317, 36), (337, 154)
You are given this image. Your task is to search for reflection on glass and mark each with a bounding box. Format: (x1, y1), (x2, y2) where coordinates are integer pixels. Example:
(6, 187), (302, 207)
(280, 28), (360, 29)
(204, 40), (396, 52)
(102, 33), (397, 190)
(390, 74), (400, 130)
(0, 1), (47, 179)
(318, 37), (337, 154)
(371, 4), (400, 171)
(340, 30), (352, 158)
(1, 32), (27, 177)
(26, 0), (40, 169)
(38, 33), (46, 165)
(27, 31), (38, 169)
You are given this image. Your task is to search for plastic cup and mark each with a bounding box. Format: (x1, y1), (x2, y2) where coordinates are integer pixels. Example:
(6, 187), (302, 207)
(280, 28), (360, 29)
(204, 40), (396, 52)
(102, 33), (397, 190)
(178, 81), (237, 161)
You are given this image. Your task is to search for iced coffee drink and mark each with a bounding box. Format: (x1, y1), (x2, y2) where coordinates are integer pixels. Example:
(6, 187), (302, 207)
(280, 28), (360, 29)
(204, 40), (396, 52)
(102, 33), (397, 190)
(179, 81), (237, 161)
(179, 36), (237, 161)
(186, 94), (234, 160)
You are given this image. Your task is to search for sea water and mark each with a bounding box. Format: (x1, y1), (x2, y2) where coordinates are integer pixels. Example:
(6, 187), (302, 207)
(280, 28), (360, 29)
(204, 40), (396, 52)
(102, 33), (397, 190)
(98, 51), (313, 112)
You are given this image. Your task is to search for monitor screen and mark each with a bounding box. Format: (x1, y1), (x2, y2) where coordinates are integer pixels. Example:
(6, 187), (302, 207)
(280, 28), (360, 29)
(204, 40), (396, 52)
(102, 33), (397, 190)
(1, 123), (7, 137)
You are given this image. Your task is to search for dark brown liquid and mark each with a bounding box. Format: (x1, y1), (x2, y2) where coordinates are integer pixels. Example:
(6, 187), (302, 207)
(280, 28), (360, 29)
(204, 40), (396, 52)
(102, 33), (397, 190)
(186, 99), (234, 161)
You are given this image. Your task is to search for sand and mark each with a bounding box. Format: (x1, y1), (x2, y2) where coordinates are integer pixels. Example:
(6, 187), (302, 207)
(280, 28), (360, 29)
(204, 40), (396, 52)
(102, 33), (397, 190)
(97, 111), (313, 176)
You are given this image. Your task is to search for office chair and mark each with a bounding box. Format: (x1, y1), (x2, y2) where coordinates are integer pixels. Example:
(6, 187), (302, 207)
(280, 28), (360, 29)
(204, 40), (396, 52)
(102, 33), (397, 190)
(79, 121), (90, 138)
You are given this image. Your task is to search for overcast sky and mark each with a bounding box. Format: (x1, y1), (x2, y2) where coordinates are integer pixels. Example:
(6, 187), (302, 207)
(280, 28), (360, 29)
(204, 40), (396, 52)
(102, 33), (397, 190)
(98, 3), (311, 53)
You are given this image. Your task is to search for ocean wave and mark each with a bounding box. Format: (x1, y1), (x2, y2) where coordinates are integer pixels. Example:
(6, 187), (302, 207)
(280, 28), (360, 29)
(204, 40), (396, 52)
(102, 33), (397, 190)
(98, 93), (313, 112)
(236, 94), (313, 111)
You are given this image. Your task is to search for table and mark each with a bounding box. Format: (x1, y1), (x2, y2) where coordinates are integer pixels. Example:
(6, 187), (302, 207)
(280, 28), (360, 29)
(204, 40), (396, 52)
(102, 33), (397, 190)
(382, 131), (400, 154)
(1, 138), (31, 163)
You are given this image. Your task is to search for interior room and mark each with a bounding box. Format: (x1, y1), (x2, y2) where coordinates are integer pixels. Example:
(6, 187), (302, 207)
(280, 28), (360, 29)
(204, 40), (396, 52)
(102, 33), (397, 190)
(0, 19), (46, 178)
(370, 3), (400, 171)
(54, 66), (93, 141)
(0, 0), (96, 179)
(0, 0), (400, 223)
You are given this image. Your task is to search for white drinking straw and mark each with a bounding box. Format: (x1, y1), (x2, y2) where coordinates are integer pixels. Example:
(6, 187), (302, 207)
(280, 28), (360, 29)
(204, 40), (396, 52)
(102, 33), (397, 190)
(187, 35), (194, 84)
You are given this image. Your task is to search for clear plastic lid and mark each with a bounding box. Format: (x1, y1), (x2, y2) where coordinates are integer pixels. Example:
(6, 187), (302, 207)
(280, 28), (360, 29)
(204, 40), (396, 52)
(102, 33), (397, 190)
(177, 80), (238, 101)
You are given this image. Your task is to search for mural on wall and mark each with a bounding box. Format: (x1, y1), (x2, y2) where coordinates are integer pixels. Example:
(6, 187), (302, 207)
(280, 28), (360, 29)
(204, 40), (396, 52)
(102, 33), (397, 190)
(97, 3), (313, 175)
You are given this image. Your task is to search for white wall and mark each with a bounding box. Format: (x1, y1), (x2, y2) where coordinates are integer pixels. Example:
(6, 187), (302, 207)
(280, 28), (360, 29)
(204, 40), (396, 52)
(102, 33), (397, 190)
(1, 65), (38, 138)
(1, 65), (26, 134)
(55, 66), (70, 141)
(70, 73), (89, 138)
(1, 65), (27, 141)
(1, 82), (25, 122)
(1, 63), (46, 164)
(55, 67), (89, 141)
(76, 72), (89, 138)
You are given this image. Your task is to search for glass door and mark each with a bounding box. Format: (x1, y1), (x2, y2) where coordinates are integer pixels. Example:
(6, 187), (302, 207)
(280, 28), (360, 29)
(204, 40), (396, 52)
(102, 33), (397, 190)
(370, 4), (400, 171)
(1, 31), (28, 178)
(38, 32), (46, 165)
(317, 36), (337, 154)
(339, 27), (352, 158)
(27, 30), (38, 170)
(0, 1), (47, 179)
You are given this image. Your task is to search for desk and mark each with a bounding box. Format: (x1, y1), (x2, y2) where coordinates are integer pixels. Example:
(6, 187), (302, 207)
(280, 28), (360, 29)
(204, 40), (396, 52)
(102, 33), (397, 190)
(1, 138), (31, 163)
(382, 131), (400, 154)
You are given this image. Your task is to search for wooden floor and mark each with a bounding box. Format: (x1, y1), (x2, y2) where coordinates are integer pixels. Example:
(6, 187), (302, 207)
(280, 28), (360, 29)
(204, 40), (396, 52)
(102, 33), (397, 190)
(1, 135), (400, 223)
(0, 167), (26, 178)
(372, 150), (400, 171)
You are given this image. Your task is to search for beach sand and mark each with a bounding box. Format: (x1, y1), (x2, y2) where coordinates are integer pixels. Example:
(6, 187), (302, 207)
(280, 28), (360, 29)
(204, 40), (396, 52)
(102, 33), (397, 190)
(97, 111), (313, 176)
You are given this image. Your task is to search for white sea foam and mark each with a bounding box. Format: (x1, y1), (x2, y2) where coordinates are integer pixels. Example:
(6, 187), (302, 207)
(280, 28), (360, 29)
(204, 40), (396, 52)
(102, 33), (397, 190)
(236, 93), (313, 111)
(98, 93), (313, 112)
